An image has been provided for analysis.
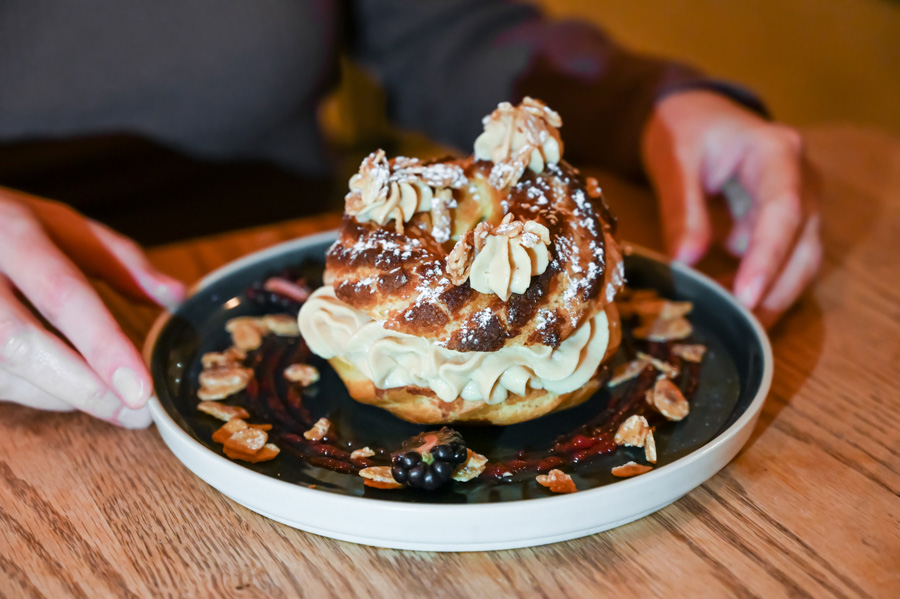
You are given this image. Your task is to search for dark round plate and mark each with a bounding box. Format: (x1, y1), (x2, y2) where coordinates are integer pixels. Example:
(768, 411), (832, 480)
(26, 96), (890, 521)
(145, 232), (771, 550)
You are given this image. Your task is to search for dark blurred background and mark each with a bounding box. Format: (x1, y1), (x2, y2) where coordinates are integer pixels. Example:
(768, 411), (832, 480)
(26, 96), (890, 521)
(3, 0), (897, 246)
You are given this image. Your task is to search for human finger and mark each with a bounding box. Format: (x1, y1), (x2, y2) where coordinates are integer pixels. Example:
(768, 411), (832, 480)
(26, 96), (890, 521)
(0, 281), (134, 423)
(648, 150), (713, 265)
(755, 214), (823, 328)
(733, 128), (806, 308)
(19, 194), (184, 309)
(0, 369), (75, 411)
(0, 207), (152, 409)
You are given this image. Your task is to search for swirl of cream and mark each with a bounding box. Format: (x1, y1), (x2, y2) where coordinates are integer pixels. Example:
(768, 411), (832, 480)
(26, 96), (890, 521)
(473, 97), (563, 188)
(345, 151), (466, 233)
(449, 214), (551, 301)
(298, 286), (612, 405)
(345, 150), (433, 232)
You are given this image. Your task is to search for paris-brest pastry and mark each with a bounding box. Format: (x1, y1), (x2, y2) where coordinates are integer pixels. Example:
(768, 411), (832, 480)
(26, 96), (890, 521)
(299, 98), (624, 425)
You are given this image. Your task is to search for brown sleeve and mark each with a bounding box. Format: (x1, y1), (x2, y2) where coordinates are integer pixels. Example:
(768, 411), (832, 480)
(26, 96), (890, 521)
(350, 1), (767, 179)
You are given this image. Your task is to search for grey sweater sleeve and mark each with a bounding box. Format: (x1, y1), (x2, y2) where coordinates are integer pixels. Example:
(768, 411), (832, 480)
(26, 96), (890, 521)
(349, 0), (766, 178)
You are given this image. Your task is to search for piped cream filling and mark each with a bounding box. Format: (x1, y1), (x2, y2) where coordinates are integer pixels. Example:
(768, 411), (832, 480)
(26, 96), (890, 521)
(298, 286), (612, 405)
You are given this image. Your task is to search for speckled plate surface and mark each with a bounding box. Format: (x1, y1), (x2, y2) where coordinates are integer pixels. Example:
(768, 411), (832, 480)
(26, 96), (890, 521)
(145, 231), (772, 551)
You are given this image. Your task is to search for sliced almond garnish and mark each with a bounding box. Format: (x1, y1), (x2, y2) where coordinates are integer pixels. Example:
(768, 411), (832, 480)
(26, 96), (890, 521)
(646, 378), (690, 421)
(263, 314), (300, 337)
(350, 447), (375, 461)
(226, 317), (266, 351)
(284, 363), (320, 387)
(611, 461), (653, 477)
(224, 427), (268, 453)
(672, 343), (707, 363)
(201, 347), (246, 369)
(212, 418), (249, 443)
(303, 417), (331, 441)
(659, 300), (693, 320)
(197, 401), (250, 422)
(633, 316), (693, 341)
(614, 415), (651, 447)
(197, 366), (253, 400)
(609, 358), (651, 387)
(636, 352), (680, 379)
(452, 449), (488, 482)
(224, 443), (280, 463)
(198, 367), (252, 389)
(212, 419), (279, 463)
(446, 232), (475, 286)
(536, 469), (577, 493)
(644, 430), (657, 464)
(359, 466), (403, 489)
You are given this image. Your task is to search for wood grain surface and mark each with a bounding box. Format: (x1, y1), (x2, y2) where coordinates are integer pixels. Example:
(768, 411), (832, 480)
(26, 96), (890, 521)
(1, 126), (898, 598)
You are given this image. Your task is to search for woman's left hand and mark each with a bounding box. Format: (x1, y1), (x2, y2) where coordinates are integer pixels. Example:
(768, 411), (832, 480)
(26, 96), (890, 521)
(642, 89), (822, 328)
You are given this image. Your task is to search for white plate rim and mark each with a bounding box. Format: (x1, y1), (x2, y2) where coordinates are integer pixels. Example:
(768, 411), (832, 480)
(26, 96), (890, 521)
(144, 232), (773, 551)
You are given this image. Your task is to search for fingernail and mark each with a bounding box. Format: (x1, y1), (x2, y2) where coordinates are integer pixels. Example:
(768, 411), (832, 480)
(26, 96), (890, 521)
(137, 274), (184, 310)
(152, 283), (183, 311)
(114, 404), (153, 429)
(736, 275), (765, 309)
(113, 367), (149, 408)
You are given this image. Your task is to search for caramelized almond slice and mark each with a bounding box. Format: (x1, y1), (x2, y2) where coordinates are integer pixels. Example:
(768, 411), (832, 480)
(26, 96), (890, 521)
(446, 233), (475, 286)
(249, 423), (273, 432)
(633, 316), (693, 342)
(263, 314), (300, 337)
(223, 427), (268, 454)
(226, 317), (266, 351)
(350, 447), (375, 461)
(224, 443), (280, 463)
(303, 417), (331, 441)
(197, 401), (250, 422)
(645, 430), (658, 464)
(658, 301), (694, 320)
(646, 378), (690, 421)
(611, 461), (653, 478)
(635, 352), (679, 379)
(201, 347), (246, 369)
(197, 366), (253, 400)
(609, 358), (651, 387)
(452, 449), (489, 482)
(284, 363), (320, 387)
(614, 415), (651, 448)
(199, 367), (253, 389)
(359, 466), (403, 490)
(672, 343), (707, 363)
(211, 418), (249, 444)
(536, 469), (577, 494)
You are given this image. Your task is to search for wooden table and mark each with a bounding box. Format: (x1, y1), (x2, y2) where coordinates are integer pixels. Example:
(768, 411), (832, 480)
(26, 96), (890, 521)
(2, 125), (898, 598)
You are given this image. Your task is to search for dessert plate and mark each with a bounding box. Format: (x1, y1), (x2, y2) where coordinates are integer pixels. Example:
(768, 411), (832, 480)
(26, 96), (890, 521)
(144, 231), (772, 551)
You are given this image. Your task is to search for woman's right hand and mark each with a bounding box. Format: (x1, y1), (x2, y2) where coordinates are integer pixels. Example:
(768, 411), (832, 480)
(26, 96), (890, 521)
(0, 187), (185, 428)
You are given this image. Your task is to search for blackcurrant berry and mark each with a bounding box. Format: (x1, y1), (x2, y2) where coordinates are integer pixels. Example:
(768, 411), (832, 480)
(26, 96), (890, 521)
(407, 463), (427, 487)
(432, 444), (453, 462)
